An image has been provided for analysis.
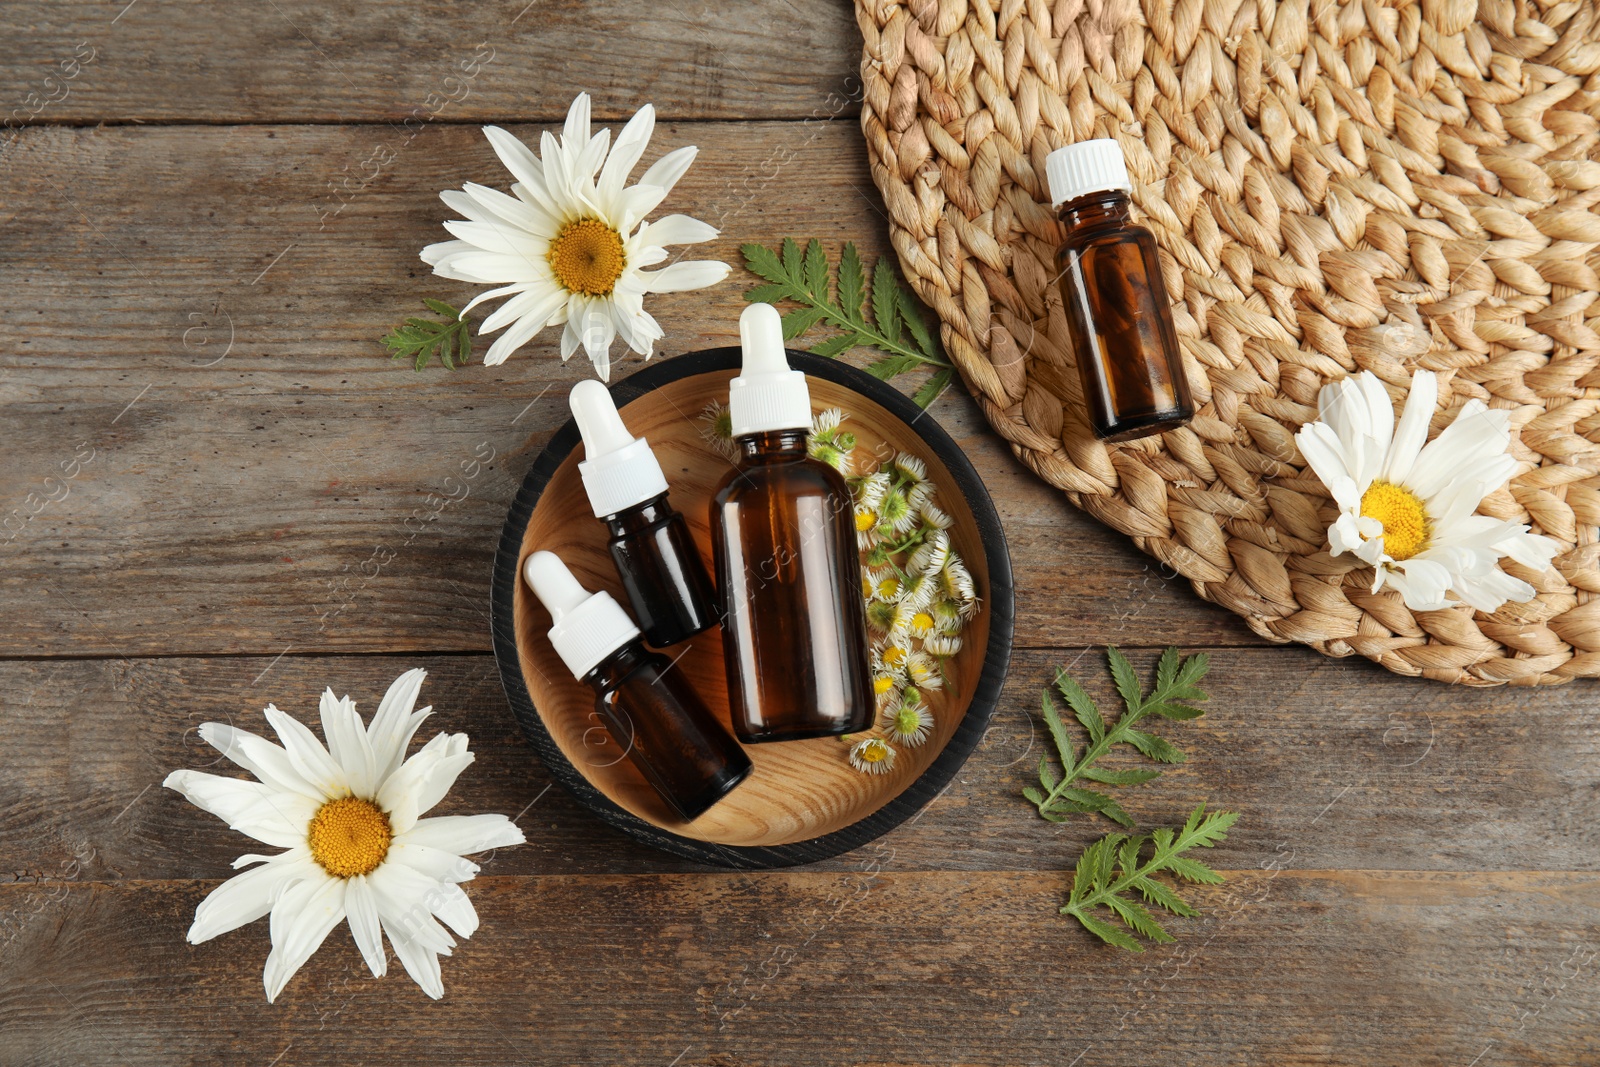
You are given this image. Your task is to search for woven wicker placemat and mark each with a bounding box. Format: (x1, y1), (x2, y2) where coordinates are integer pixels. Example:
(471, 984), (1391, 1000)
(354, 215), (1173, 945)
(854, 0), (1600, 685)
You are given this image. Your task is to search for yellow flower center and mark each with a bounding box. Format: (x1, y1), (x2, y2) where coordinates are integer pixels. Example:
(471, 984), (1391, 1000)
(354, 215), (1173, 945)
(1360, 480), (1431, 561)
(856, 510), (878, 532)
(873, 675), (896, 695)
(858, 739), (890, 763)
(911, 611), (934, 631)
(875, 578), (900, 598)
(883, 646), (907, 667)
(547, 218), (626, 296)
(307, 796), (392, 878)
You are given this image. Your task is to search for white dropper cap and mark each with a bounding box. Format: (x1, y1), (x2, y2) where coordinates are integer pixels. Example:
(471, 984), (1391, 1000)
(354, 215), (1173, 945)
(728, 303), (812, 437)
(522, 550), (640, 680)
(569, 380), (670, 518)
(1045, 138), (1132, 207)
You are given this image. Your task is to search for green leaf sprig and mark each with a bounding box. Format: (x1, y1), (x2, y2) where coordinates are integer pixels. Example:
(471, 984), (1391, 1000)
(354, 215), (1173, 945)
(1061, 804), (1239, 951)
(1023, 647), (1209, 827)
(382, 299), (473, 370)
(740, 238), (954, 408)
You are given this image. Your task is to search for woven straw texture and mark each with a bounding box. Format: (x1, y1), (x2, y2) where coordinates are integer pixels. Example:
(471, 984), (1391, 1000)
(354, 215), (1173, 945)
(854, 0), (1600, 685)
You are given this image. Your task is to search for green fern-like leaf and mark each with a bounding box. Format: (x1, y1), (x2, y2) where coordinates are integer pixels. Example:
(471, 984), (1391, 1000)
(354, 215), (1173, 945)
(1061, 804), (1240, 951)
(739, 239), (953, 407)
(382, 299), (473, 370)
(1025, 648), (1210, 825)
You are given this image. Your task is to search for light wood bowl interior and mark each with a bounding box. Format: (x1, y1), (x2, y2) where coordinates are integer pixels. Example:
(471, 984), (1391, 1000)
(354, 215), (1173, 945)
(513, 368), (991, 846)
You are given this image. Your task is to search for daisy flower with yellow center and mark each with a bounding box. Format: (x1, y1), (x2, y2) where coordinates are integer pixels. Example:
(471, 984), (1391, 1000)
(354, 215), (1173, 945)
(162, 669), (524, 1002)
(884, 697), (934, 748)
(924, 633), (963, 658)
(848, 737), (897, 774)
(1295, 369), (1561, 611)
(904, 649), (941, 689)
(421, 92), (729, 379)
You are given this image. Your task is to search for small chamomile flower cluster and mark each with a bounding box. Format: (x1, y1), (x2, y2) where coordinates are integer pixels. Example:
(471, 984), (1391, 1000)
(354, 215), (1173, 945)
(697, 404), (980, 776)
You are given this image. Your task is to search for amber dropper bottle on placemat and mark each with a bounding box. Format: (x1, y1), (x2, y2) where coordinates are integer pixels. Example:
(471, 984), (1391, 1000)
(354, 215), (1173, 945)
(1047, 139), (1194, 442)
(711, 303), (874, 744)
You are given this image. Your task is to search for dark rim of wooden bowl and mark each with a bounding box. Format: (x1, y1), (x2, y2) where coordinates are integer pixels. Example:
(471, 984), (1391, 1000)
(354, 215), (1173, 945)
(490, 347), (1015, 868)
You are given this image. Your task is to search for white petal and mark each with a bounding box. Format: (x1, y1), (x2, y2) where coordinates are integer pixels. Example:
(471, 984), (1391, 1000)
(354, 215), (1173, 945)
(379, 914), (446, 1000)
(187, 849), (317, 944)
(162, 769), (317, 848)
(428, 882), (480, 939)
(431, 249), (547, 285)
(1498, 530), (1561, 570)
(562, 92), (592, 161)
(480, 282), (564, 335)
(595, 103), (655, 210)
(1406, 400), (1512, 501)
(264, 705), (347, 798)
(482, 295), (564, 365)
(1387, 557), (1453, 611)
(1383, 369), (1437, 484)
(462, 181), (558, 237)
(442, 219), (537, 258)
(560, 304), (585, 361)
(635, 260), (731, 294)
(263, 873), (345, 1003)
(571, 126), (611, 184)
(1355, 372), (1394, 477)
(1295, 421), (1362, 510)
(376, 733), (474, 836)
(1452, 567), (1535, 613)
(578, 301), (617, 379)
(197, 722), (323, 801)
(636, 145), (697, 199)
(633, 213), (718, 249)
(1328, 512), (1365, 556)
(320, 690), (377, 798)
(366, 669), (432, 785)
(398, 814), (526, 856)
(344, 874), (388, 978)
(459, 282), (527, 319)
(388, 840), (480, 883)
(481, 126), (549, 203)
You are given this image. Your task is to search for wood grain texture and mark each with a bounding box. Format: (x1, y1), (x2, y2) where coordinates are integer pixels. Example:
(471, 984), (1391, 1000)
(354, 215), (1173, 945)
(512, 366), (994, 845)
(0, 0), (860, 124)
(2, 871), (1596, 1066)
(4, 648), (1596, 881)
(0, 121), (1259, 656)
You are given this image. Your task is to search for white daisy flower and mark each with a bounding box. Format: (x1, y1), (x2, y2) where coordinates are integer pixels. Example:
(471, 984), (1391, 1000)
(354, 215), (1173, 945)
(855, 471), (892, 510)
(923, 633), (963, 657)
(908, 529), (950, 576)
(162, 669), (525, 1003)
(930, 599), (965, 634)
(918, 502), (954, 530)
(854, 504), (882, 550)
(421, 92), (730, 378)
(812, 408), (844, 435)
(904, 649), (942, 689)
(892, 452), (927, 484)
(1295, 369), (1562, 612)
(848, 737), (897, 774)
(884, 698), (934, 748)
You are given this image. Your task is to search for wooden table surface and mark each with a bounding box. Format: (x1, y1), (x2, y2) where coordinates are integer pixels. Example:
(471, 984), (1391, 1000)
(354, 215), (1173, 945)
(2, 3), (1597, 1064)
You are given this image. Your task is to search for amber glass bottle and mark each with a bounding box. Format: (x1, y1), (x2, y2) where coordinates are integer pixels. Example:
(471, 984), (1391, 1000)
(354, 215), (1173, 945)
(711, 304), (874, 743)
(524, 551), (750, 822)
(1047, 139), (1194, 442)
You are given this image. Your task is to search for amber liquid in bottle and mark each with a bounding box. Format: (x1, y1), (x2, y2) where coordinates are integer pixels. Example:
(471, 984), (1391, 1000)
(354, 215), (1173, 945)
(603, 493), (718, 648)
(711, 429), (874, 743)
(1055, 190), (1194, 442)
(584, 641), (752, 822)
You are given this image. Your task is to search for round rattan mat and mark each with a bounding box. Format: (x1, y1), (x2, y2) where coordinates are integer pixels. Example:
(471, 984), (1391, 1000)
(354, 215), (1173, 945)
(855, 0), (1600, 685)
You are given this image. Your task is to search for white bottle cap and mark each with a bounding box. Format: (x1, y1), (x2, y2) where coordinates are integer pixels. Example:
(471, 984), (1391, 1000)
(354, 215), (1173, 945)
(522, 550), (640, 680)
(1045, 139), (1132, 207)
(569, 380), (670, 518)
(728, 303), (812, 437)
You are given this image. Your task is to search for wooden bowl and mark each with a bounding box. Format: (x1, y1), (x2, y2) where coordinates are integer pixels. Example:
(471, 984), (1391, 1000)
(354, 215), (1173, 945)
(490, 348), (1014, 867)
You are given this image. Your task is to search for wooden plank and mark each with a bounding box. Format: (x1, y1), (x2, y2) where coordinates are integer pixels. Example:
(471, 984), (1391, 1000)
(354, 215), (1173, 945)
(2, 870), (1595, 1064)
(0, 121), (1261, 655)
(0, 0), (860, 125)
(4, 649), (1595, 880)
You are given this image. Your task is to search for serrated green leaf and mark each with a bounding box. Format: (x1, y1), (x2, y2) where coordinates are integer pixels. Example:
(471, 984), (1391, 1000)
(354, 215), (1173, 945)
(1146, 702), (1205, 720)
(780, 236), (803, 280)
(894, 282), (936, 358)
(871, 257), (902, 344)
(781, 307), (828, 340)
(809, 333), (859, 359)
(422, 298), (460, 319)
(1106, 646), (1143, 714)
(1068, 909), (1145, 952)
(1123, 728), (1186, 764)
(837, 242), (866, 325)
(1155, 646), (1180, 693)
(1117, 835), (1144, 877)
(1079, 766), (1163, 787)
(863, 353), (921, 381)
(1021, 785), (1047, 807)
(911, 366), (953, 408)
(1037, 755), (1060, 793)
(745, 282), (795, 305)
(802, 239), (828, 298)
(1040, 690), (1077, 770)
(1132, 875), (1199, 918)
(1055, 669), (1104, 744)
(742, 242), (789, 284)
(1106, 894), (1174, 943)
(1164, 856), (1225, 884)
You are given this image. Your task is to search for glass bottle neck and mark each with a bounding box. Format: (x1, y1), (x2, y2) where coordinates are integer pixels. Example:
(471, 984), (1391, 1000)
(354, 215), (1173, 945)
(583, 640), (653, 690)
(736, 428), (809, 460)
(600, 492), (673, 536)
(1056, 189), (1133, 232)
